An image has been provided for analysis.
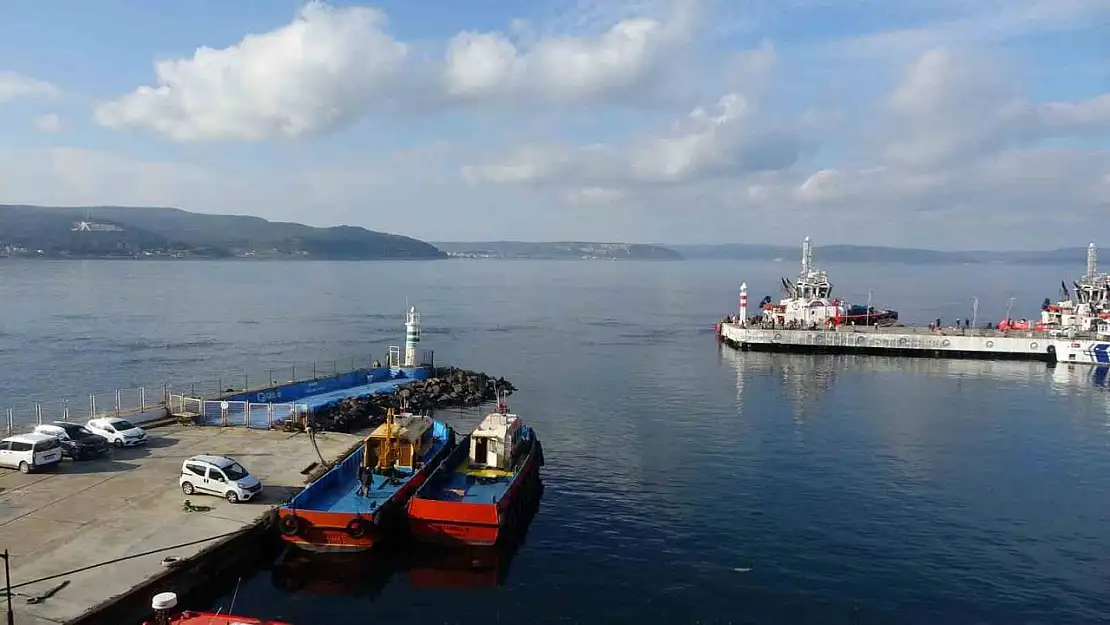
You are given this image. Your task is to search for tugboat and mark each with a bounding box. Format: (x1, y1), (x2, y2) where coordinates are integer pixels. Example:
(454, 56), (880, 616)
(275, 407), (455, 552)
(407, 396), (543, 546)
(1041, 243), (1110, 332)
(760, 237), (898, 328)
(1048, 243), (1110, 365)
(145, 591), (291, 624)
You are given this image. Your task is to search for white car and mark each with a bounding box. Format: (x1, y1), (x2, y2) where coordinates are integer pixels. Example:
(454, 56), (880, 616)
(86, 417), (149, 448)
(179, 455), (263, 503)
(0, 433), (64, 473)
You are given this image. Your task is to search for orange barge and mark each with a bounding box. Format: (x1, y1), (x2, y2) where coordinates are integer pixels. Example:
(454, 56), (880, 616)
(407, 401), (543, 546)
(276, 409), (455, 553)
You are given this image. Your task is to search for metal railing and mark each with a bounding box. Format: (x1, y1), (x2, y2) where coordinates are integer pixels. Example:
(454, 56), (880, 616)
(164, 395), (309, 430)
(3, 352), (388, 435)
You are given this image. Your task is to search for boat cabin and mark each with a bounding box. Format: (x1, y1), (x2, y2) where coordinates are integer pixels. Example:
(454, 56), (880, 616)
(469, 411), (522, 471)
(367, 414), (434, 470)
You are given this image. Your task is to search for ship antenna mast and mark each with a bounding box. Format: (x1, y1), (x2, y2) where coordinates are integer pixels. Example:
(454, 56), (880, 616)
(381, 408), (395, 469)
(1087, 242), (1097, 279)
(801, 236), (812, 277)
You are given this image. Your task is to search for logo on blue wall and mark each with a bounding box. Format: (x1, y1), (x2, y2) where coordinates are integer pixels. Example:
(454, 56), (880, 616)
(1081, 343), (1110, 363)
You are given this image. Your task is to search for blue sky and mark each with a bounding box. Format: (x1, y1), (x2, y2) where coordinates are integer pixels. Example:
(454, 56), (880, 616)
(0, 0), (1107, 249)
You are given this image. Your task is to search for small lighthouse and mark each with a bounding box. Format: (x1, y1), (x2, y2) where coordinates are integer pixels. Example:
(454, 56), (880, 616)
(404, 306), (421, 367)
(739, 282), (748, 325)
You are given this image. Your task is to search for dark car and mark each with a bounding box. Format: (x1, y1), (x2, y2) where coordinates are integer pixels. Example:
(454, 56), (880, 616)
(33, 422), (110, 460)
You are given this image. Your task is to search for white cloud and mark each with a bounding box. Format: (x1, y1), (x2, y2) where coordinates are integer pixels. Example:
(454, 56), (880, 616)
(464, 87), (806, 187)
(94, 2), (409, 141)
(95, 0), (701, 141)
(33, 114), (61, 133)
(564, 186), (628, 205)
(443, 0), (696, 105)
(0, 72), (59, 103)
(882, 48), (1110, 167)
(830, 0), (1110, 61)
(456, 44), (1108, 246)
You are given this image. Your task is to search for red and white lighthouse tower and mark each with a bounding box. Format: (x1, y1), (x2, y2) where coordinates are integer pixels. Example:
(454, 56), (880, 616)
(738, 282), (748, 325)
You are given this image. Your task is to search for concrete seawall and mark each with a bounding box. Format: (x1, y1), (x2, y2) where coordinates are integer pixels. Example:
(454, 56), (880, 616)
(718, 323), (1057, 362)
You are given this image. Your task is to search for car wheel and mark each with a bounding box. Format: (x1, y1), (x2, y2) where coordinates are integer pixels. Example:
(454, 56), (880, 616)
(225, 491), (239, 504)
(18, 462), (30, 474)
(113, 439), (123, 448)
(182, 482), (195, 495)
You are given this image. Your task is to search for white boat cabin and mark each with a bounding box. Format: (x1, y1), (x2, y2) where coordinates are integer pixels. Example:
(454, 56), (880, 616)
(469, 411), (522, 471)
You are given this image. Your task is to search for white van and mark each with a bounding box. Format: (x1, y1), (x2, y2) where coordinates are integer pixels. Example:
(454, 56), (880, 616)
(179, 455), (263, 503)
(86, 417), (149, 448)
(0, 433), (64, 473)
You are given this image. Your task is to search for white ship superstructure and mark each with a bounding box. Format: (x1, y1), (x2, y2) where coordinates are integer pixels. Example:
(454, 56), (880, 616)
(760, 237), (846, 328)
(1041, 243), (1110, 333)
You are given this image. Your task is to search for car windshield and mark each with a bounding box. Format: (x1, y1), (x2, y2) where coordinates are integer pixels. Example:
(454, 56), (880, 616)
(112, 420), (136, 430)
(223, 462), (249, 481)
(67, 425), (93, 437)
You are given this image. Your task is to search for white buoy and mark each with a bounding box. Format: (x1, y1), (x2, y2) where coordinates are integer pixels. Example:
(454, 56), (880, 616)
(739, 282), (748, 325)
(404, 306), (421, 367)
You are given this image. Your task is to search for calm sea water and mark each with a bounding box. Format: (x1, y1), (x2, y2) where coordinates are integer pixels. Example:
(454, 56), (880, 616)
(1, 259), (1108, 624)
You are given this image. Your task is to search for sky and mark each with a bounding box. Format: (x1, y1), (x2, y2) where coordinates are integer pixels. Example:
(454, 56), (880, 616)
(0, 0), (1107, 249)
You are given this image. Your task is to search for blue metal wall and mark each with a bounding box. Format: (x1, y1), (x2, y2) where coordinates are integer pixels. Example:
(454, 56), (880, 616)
(223, 366), (431, 404)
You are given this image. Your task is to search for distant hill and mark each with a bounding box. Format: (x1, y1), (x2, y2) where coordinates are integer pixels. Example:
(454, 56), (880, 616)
(0, 205), (445, 260)
(432, 241), (683, 260)
(671, 243), (1093, 265)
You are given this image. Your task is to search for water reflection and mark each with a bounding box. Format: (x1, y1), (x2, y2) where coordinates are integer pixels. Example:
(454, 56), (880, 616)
(270, 482), (543, 598)
(1050, 362), (1110, 390)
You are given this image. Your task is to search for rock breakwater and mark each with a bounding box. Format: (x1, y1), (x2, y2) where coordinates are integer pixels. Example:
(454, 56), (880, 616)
(299, 367), (516, 433)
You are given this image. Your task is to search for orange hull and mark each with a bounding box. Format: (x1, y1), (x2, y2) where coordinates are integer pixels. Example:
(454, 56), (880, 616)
(276, 508), (386, 553)
(408, 448), (541, 547)
(161, 611), (292, 625)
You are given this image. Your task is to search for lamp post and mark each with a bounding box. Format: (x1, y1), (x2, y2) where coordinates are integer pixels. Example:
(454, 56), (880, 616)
(972, 297), (979, 329)
(2, 549), (13, 625)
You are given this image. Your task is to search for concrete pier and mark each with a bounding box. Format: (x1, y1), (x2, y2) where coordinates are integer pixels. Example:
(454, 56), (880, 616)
(718, 323), (1057, 362)
(0, 424), (360, 625)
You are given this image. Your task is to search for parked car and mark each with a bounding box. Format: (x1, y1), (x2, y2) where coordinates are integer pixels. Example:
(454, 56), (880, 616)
(0, 433), (64, 473)
(33, 422), (110, 460)
(86, 417), (149, 448)
(179, 455), (263, 503)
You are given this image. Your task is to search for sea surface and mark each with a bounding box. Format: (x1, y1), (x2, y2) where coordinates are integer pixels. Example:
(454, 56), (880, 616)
(1, 259), (1108, 624)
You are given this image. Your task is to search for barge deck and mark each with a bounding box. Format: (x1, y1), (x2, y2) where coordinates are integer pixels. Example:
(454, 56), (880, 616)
(718, 323), (1058, 362)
